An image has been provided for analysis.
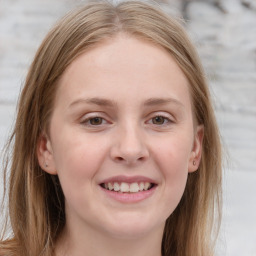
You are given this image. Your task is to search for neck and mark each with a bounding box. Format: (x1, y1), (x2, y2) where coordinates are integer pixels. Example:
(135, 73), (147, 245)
(55, 219), (164, 256)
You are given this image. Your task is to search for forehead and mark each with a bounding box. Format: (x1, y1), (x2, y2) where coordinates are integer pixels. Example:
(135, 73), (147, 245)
(55, 34), (192, 110)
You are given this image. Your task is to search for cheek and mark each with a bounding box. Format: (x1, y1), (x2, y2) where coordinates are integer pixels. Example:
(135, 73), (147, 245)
(154, 136), (192, 207)
(50, 130), (107, 194)
(156, 134), (192, 173)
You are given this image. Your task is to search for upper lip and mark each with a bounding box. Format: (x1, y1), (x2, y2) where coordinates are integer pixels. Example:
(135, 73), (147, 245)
(99, 175), (157, 184)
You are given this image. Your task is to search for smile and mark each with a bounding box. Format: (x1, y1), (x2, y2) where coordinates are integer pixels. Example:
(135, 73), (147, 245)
(100, 181), (154, 193)
(99, 176), (157, 203)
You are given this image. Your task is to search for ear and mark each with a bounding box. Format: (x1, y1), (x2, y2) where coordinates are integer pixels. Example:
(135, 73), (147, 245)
(37, 133), (57, 175)
(188, 125), (204, 173)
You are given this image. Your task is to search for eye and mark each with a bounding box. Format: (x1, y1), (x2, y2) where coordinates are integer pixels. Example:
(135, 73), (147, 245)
(88, 117), (104, 125)
(152, 116), (167, 125)
(151, 115), (171, 125)
(81, 115), (108, 126)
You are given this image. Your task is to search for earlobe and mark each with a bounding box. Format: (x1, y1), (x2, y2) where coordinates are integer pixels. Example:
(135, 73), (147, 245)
(188, 125), (204, 173)
(37, 134), (57, 175)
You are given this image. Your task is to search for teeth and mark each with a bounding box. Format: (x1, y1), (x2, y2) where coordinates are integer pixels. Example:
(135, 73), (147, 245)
(130, 183), (140, 193)
(144, 182), (150, 190)
(139, 182), (144, 191)
(103, 181), (153, 193)
(108, 182), (113, 191)
(120, 182), (129, 192)
(114, 182), (120, 191)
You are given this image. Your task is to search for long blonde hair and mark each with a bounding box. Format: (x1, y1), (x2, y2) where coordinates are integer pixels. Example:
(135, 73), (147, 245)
(0, 1), (222, 255)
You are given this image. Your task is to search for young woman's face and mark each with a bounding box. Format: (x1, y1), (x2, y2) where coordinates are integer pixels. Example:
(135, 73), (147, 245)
(39, 34), (203, 239)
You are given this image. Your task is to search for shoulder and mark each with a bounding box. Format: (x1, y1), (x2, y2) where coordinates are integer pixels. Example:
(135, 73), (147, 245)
(0, 241), (17, 256)
(0, 248), (5, 256)
(0, 237), (23, 256)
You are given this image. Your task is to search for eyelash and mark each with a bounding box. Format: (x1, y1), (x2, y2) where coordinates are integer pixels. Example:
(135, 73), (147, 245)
(147, 115), (173, 126)
(80, 114), (173, 127)
(80, 115), (108, 127)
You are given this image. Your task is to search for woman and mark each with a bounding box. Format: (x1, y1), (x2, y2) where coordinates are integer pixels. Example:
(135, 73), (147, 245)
(0, 1), (222, 255)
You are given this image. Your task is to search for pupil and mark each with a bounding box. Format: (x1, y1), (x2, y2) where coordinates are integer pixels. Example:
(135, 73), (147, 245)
(90, 117), (102, 125)
(153, 116), (164, 124)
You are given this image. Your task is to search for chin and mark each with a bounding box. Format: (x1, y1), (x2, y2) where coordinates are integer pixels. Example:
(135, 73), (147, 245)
(107, 225), (155, 240)
(99, 212), (164, 240)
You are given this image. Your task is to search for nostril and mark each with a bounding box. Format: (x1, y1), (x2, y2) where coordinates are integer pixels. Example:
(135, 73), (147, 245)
(114, 155), (146, 164)
(110, 143), (149, 164)
(116, 156), (124, 162)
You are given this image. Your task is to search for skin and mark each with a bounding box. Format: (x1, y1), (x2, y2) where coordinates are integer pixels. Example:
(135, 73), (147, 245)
(38, 34), (203, 256)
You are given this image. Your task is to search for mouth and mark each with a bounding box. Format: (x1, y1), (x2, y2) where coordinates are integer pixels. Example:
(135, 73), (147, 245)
(98, 176), (158, 203)
(100, 181), (156, 193)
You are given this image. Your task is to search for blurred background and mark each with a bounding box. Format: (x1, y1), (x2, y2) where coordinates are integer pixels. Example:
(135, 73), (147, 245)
(0, 0), (255, 255)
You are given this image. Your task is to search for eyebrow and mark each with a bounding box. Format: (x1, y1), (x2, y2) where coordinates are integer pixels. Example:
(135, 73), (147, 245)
(143, 97), (185, 108)
(69, 97), (117, 108)
(69, 97), (184, 108)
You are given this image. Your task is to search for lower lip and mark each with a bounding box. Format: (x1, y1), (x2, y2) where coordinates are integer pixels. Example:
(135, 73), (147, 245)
(99, 186), (157, 203)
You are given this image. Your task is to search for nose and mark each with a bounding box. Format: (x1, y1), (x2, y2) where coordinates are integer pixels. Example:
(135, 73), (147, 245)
(110, 124), (149, 165)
